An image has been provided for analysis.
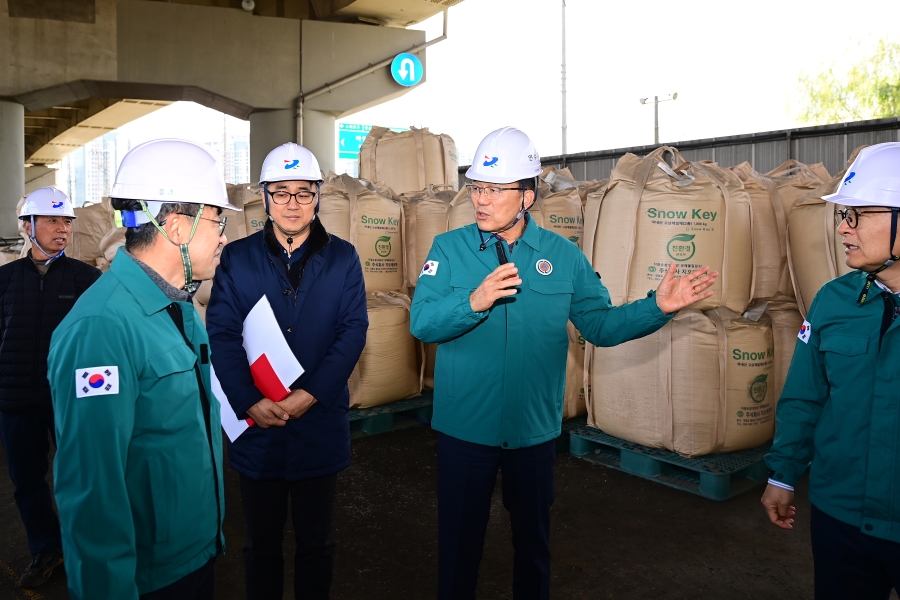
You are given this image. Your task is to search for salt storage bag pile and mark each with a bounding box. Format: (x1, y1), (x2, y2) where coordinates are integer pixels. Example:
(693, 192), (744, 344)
(583, 146), (753, 314)
(317, 173), (407, 293)
(587, 307), (775, 457)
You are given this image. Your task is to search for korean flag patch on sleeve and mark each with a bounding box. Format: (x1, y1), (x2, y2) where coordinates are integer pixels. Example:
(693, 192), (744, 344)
(797, 321), (812, 344)
(421, 260), (439, 276)
(75, 366), (120, 398)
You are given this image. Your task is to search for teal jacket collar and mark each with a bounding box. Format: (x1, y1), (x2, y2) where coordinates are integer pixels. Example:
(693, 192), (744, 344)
(476, 213), (541, 252)
(109, 247), (179, 316)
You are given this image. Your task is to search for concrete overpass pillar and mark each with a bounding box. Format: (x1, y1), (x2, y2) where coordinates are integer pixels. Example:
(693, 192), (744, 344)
(250, 109), (296, 184)
(301, 109), (335, 177)
(0, 101), (25, 238)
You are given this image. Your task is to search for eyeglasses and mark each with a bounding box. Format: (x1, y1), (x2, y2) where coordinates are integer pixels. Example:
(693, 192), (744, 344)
(467, 184), (526, 201)
(174, 213), (228, 236)
(200, 215), (228, 236)
(834, 208), (897, 229)
(267, 188), (318, 205)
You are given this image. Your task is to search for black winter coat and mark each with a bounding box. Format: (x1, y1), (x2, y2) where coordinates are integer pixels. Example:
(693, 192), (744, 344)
(207, 219), (368, 480)
(0, 255), (102, 413)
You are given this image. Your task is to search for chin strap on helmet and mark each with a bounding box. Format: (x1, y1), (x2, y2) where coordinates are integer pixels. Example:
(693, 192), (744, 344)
(478, 177), (538, 251)
(28, 215), (67, 265)
(141, 200), (204, 294)
(858, 207), (900, 304)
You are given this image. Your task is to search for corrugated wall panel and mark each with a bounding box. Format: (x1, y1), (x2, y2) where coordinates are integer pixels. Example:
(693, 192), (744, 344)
(754, 140), (789, 175)
(681, 148), (715, 163)
(712, 144), (753, 169)
(796, 136), (844, 175)
(458, 119), (900, 189)
(847, 130), (898, 157)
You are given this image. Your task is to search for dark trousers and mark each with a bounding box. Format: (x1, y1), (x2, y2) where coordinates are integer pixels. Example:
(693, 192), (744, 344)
(437, 432), (556, 600)
(811, 504), (900, 599)
(0, 408), (62, 556)
(239, 472), (338, 600)
(140, 557), (215, 600)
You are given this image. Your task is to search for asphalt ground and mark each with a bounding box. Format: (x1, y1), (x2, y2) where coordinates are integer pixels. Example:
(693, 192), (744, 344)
(0, 423), (871, 600)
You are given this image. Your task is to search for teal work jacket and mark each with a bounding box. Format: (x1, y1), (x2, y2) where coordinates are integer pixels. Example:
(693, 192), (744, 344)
(47, 249), (225, 599)
(767, 270), (900, 543)
(410, 217), (672, 448)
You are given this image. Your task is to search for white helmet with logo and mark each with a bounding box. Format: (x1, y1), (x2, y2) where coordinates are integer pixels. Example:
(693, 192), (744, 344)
(259, 143), (323, 186)
(465, 127), (542, 184)
(825, 142), (900, 302)
(20, 187), (76, 219)
(824, 142), (900, 208)
(111, 138), (240, 218)
(111, 138), (239, 292)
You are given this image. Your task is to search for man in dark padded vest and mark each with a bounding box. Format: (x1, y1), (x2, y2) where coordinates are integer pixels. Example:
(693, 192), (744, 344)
(0, 186), (100, 588)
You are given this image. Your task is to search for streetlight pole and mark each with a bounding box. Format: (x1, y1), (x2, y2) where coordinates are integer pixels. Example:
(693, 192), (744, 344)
(639, 93), (678, 145)
(561, 0), (567, 156)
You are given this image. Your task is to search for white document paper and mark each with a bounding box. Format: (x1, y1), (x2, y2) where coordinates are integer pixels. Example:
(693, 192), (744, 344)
(211, 364), (249, 443)
(242, 295), (305, 386)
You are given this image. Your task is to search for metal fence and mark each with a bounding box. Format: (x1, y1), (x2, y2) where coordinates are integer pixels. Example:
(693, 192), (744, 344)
(458, 117), (900, 187)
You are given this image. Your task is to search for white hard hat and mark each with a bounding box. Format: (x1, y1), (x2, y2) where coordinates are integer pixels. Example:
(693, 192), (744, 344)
(465, 127), (542, 184)
(259, 143), (323, 186)
(824, 142), (900, 208)
(111, 138), (240, 214)
(20, 187), (75, 219)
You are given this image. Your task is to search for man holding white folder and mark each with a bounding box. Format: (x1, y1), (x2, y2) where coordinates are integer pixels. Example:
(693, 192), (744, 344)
(207, 143), (367, 600)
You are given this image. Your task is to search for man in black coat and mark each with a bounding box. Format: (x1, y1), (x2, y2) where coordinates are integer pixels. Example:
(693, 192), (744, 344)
(0, 187), (101, 588)
(207, 144), (367, 600)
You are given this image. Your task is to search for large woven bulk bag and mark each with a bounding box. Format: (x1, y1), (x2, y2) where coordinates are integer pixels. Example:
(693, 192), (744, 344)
(587, 308), (774, 457)
(765, 300), (803, 402)
(786, 149), (864, 316)
(359, 126), (459, 196)
(730, 163), (788, 301)
(95, 227), (126, 271)
(765, 160), (829, 216)
(447, 187), (475, 231)
(563, 321), (586, 420)
(236, 186), (266, 237)
(350, 291), (422, 408)
(530, 188), (584, 246)
(224, 184), (250, 241)
(318, 173), (406, 292)
(586, 147), (753, 313)
(401, 184), (456, 285)
(71, 198), (115, 266)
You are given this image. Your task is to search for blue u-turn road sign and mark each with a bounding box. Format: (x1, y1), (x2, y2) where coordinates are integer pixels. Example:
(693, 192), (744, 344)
(390, 52), (423, 87)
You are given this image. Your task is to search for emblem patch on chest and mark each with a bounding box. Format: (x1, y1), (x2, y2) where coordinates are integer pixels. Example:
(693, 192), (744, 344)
(536, 259), (553, 276)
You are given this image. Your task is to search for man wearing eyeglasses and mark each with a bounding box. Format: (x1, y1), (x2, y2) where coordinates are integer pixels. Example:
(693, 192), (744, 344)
(207, 143), (367, 600)
(410, 127), (718, 600)
(762, 142), (900, 599)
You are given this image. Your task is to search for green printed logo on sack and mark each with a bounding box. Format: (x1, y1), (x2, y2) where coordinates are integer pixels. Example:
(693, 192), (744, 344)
(748, 374), (768, 404)
(567, 236), (579, 244)
(375, 236), (392, 257)
(666, 233), (696, 261)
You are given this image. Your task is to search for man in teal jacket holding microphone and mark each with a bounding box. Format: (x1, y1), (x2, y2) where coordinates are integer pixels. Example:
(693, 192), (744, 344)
(48, 139), (239, 600)
(410, 126), (718, 600)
